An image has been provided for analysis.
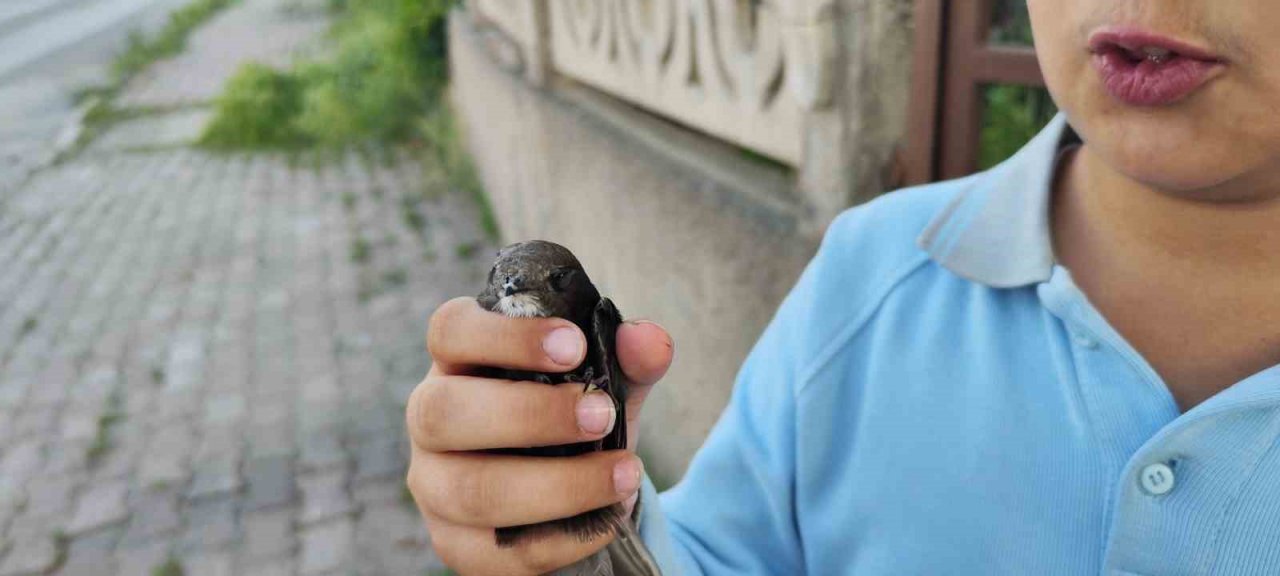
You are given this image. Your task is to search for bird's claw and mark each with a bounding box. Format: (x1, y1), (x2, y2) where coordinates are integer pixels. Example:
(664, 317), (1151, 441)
(566, 368), (609, 392)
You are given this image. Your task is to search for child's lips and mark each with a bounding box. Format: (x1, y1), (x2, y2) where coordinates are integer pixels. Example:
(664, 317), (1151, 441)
(1087, 27), (1227, 107)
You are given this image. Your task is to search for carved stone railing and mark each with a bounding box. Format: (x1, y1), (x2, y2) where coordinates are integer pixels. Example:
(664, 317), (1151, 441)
(466, 0), (910, 228)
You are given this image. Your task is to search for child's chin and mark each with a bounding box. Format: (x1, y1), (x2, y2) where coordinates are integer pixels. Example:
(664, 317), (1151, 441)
(1119, 160), (1255, 201)
(1098, 135), (1254, 198)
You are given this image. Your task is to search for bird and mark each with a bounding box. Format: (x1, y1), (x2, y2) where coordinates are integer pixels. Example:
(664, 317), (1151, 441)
(476, 240), (661, 576)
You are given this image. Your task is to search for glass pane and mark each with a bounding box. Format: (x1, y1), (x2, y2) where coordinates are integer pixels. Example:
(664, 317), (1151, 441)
(979, 84), (1057, 169)
(988, 0), (1033, 46)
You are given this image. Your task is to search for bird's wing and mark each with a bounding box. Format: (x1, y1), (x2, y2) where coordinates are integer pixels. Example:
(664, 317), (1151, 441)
(592, 298), (627, 452)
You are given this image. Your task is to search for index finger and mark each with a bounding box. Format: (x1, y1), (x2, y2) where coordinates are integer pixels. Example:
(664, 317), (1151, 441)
(427, 297), (587, 375)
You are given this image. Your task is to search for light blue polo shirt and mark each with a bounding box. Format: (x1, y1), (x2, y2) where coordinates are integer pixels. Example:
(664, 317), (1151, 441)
(636, 114), (1280, 575)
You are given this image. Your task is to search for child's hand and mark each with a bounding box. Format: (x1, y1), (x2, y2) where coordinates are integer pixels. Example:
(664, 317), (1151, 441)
(406, 297), (674, 575)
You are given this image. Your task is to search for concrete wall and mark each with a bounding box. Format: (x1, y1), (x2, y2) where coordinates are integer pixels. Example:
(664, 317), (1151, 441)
(448, 0), (914, 482)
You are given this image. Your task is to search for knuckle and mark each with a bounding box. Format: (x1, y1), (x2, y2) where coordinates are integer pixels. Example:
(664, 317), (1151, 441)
(405, 461), (432, 513)
(412, 379), (452, 450)
(448, 463), (499, 523)
(405, 383), (429, 448)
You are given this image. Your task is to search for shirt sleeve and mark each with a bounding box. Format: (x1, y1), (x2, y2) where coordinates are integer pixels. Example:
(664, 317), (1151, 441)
(637, 247), (821, 575)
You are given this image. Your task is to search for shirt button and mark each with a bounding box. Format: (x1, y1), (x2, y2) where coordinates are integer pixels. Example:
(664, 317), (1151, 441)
(1140, 462), (1176, 496)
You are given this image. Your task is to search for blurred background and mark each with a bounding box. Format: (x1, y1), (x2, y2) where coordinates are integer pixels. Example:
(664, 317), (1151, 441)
(0, 0), (1052, 573)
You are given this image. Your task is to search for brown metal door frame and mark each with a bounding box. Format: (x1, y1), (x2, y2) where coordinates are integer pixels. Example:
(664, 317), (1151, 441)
(904, 0), (1045, 185)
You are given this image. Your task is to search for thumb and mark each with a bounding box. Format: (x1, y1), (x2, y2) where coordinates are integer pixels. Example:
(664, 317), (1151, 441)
(615, 320), (674, 450)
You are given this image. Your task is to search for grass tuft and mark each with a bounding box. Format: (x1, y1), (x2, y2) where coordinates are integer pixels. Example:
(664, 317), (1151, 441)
(114, 0), (234, 81)
(151, 557), (185, 576)
(454, 241), (479, 260)
(381, 268), (407, 287)
(87, 392), (125, 467)
(351, 237), (372, 264)
(19, 316), (38, 337)
(200, 63), (308, 149)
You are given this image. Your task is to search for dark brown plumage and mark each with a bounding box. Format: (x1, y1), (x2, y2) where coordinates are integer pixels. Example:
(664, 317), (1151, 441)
(476, 240), (629, 548)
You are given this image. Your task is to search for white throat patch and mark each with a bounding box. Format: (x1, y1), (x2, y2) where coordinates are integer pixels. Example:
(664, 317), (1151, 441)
(496, 293), (546, 318)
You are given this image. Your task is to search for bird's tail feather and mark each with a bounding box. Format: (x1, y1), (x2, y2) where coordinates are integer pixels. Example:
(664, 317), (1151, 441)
(496, 504), (624, 548)
(496, 504), (662, 576)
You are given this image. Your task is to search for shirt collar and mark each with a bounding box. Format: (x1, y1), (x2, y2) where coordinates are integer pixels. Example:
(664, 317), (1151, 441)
(916, 113), (1079, 288)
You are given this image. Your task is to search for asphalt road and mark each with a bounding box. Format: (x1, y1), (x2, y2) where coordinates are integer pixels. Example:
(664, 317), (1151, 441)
(0, 0), (192, 191)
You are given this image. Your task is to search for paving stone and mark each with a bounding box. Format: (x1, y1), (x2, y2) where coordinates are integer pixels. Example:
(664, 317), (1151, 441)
(65, 525), (122, 555)
(352, 479), (407, 507)
(66, 480), (129, 536)
(179, 498), (239, 553)
(298, 519), (355, 575)
(243, 457), (294, 511)
(1, 440), (43, 481)
(0, 535), (58, 576)
(182, 552), (234, 576)
(245, 425), (294, 460)
(54, 546), (119, 576)
(194, 426), (244, 462)
(21, 474), (76, 519)
(298, 470), (357, 526)
(122, 490), (182, 545)
(60, 409), (101, 444)
(138, 425), (195, 490)
(114, 541), (172, 575)
(353, 437), (405, 484)
(355, 503), (442, 576)
(239, 558), (294, 576)
(240, 509), (294, 563)
(298, 430), (347, 472)
(5, 508), (64, 542)
(247, 399), (291, 429)
(187, 457), (242, 501)
(203, 394), (247, 427)
(40, 441), (89, 476)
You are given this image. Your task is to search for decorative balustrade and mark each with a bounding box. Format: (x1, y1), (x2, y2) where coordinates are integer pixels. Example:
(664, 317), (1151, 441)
(470, 0), (835, 167)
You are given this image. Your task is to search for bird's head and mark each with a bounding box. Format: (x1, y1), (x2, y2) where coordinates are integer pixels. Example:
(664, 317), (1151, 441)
(480, 240), (599, 319)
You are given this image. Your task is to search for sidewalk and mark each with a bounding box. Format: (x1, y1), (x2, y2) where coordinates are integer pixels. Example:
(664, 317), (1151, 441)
(0, 0), (489, 573)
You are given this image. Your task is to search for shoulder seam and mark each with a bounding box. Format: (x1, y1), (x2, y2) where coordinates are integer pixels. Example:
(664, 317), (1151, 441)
(794, 250), (933, 397)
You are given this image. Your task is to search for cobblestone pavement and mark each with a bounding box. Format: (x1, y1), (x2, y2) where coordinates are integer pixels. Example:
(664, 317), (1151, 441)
(0, 0), (491, 573)
(0, 146), (490, 574)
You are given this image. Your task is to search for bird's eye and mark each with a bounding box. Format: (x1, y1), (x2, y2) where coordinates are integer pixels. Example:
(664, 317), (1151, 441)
(550, 269), (574, 291)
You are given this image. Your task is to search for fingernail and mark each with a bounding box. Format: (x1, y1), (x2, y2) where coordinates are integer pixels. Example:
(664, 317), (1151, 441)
(576, 392), (615, 435)
(543, 327), (582, 366)
(613, 458), (642, 496)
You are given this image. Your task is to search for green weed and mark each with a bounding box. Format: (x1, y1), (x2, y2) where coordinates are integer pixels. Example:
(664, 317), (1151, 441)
(151, 557), (185, 576)
(114, 0), (235, 81)
(351, 237), (372, 264)
(200, 63), (308, 149)
(382, 268), (408, 287)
